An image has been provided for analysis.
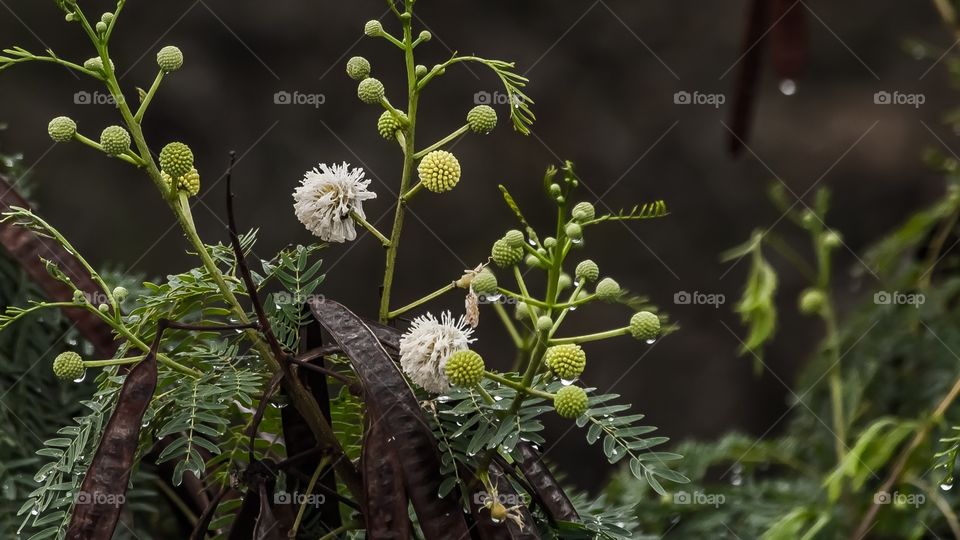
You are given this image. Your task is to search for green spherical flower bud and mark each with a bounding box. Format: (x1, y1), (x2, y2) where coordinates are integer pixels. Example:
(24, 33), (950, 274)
(432, 64), (446, 76)
(99, 125), (131, 156)
(536, 315), (553, 332)
(549, 184), (562, 197)
(565, 222), (583, 241)
(575, 260), (599, 282)
(48, 116), (77, 143)
(545, 344), (586, 380)
(98, 303), (110, 313)
(544, 237), (557, 249)
(515, 301), (535, 320)
(524, 254), (543, 268)
(156, 46), (184, 72)
(799, 288), (826, 315)
(466, 105), (497, 134)
(629, 311), (660, 341)
(357, 77), (385, 104)
(364, 20), (384, 37)
(415, 64), (428, 78)
(471, 269), (498, 296)
(72, 290), (87, 303)
(53, 352), (85, 381)
(179, 168), (201, 196)
(418, 30), (432, 42)
(346, 56), (371, 81)
(101, 12), (114, 24)
(554, 386), (588, 418)
(801, 210), (817, 228)
(65, 13), (76, 22)
(503, 229), (525, 249)
(83, 57), (112, 73)
(491, 238), (524, 268)
(417, 150), (461, 193)
(159, 142), (195, 179)
(377, 110), (407, 140)
(595, 277), (621, 301)
(95, 21), (108, 33)
(558, 273), (572, 290)
(445, 350), (485, 387)
(823, 230), (842, 249)
(572, 202), (596, 222)
(112, 286), (128, 301)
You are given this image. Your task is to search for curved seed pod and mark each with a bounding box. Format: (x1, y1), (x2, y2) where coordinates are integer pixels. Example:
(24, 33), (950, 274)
(514, 442), (578, 522)
(308, 298), (471, 540)
(770, 0), (807, 82)
(0, 174), (116, 357)
(363, 417), (412, 538)
(66, 332), (160, 539)
(467, 462), (540, 540)
(727, 0), (768, 157)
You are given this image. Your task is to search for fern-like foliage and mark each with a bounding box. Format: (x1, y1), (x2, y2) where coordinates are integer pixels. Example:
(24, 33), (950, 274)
(584, 200), (670, 225)
(257, 244), (325, 352)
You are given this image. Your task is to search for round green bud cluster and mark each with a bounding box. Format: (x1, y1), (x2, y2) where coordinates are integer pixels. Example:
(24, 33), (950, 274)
(96, 21), (108, 33)
(545, 344), (586, 380)
(471, 269), (498, 296)
(377, 110), (407, 140)
(159, 142), (195, 178)
(157, 46), (184, 72)
(418, 30), (432, 42)
(417, 150), (461, 193)
(357, 77), (385, 104)
(162, 168), (201, 196)
(415, 64), (428, 78)
(72, 290), (87, 303)
(83, 57), (113, 73)
(364, 20), (384, 37)
(543, 237), (557, 249)
(595, 277), (621, 301)
(572, 202), (596, 222)
(565, 222), (583, 242)
(445, 350), (485, 387)
(554, 386), (588, 418)
(112, 286), (128, 301)
(491, 238), (524, 268)
(536, 315), (553, 332)
(346, 56), (371, 81)
(629, 311), (660, 341)
(466, 105), (497, 134)
(53, 352), (85, 381)
(48, 116), (77, 142)
(503, 229), (525, 248)
(100, 125), (131, 156)
(575, 260), (599, 282)
(799, 288), (826, 315)
(101, 12), (114, 24)
(549, 184), (562, 197)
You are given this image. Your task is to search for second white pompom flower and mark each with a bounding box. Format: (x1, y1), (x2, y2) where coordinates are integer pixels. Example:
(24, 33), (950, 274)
(399, 311), (475, 393)
(293, 162), (377, 243)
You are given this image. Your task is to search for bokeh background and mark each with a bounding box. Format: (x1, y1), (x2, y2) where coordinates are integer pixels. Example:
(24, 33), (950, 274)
(0, 0), (954, 491)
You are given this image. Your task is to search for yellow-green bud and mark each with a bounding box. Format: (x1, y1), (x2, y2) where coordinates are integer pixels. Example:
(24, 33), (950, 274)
(491, 239), (523, 268)
(53, 352), (85, 381)
(159, 142), (195, 178)
(418, 30), (432, 42)
(536, 315), (553, 332)
(545, 344), (586, 380)
(565, 222), (583, 241)
(72, 290), (87, 303)
(575, 260), (599, 282)
(346, 56), (371, 81)
(95, 21), (108, 33)
(823, 231), (842, 249)
(161, 167), (201, 196)
(629, 311), (660, 341)
(113, 286), (128, 301)
(503, 229), (525, 249)
(595, 278), (621, 301)
(48, 116), (77, 142)
(445, 350), (485, 387)
(101, 12), (113, 24)
(799, 288), (826, 315)
(572, 202), (596, 222)
(471, 269), (498, 296)
(83, 57), (112, 73)
(100, 125), (131, 156)
(377, 110), (407, 140)
(554, 386), (588, 418)
(157, 46), (184, 72)
(364, 20), (384, 37)
(515, 301), (538, 320)
(357, 77), (385, 104)
(558, 273), (572, 290)
(524, 254), (543, 268)
(417, 150), (461, 193)
(415, 64), (428, 78)
(467, 105), (497, 134)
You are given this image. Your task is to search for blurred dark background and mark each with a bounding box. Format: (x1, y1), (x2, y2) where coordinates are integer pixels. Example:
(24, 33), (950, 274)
(0, 0), (954, 491)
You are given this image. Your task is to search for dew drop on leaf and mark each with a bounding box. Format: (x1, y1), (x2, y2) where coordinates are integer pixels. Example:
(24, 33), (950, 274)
(645, 339), (656, 345)
(940, 478), (954, 491)
(73, 373), (86, 383)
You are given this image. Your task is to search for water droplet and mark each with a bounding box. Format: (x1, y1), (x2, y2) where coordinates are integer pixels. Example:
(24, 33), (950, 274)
(560, 378), (575, 386)
(30, 506), (39, 516)
(493, 395), (504, 401)
(527, 239), (537, 247)
(645, 338), (656, 345)
(568, 306), (577, 311)
(73, 372), (87, 383)
(779, 79), (797, 96)
(941, 478), (954, 491)
(570, 238), (583, 245)
(730, 463), (743, 486)
(490, 516), (504, 524)
(485, 293), (503, 302)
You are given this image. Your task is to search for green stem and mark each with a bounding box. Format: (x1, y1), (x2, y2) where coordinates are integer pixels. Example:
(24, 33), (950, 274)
(823, 302), (846, 465)
(402, 180), (423, 201)
(73, 133), (143, 167)
(492, 302), (523, 349)
(413, 124), (469, 159)
(550, 326), (630, 345)
(484, 371), (553, 400)
(350, 210), (391, 247)
(319, 522), (360, 540)
(134, 70), (165, 123)
(289, 457), (330, 539)
(549, 281), (586, 338)
(388, 282), (455, 319)
(83, 355), (144, 367)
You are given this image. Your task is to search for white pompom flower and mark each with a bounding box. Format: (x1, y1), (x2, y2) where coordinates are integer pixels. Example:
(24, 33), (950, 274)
(293, 162), (377, 243)
(399, 311), (475, 393)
